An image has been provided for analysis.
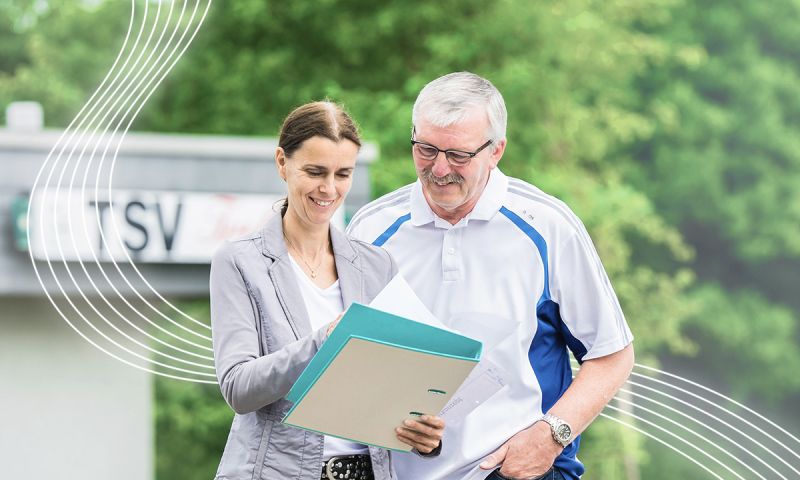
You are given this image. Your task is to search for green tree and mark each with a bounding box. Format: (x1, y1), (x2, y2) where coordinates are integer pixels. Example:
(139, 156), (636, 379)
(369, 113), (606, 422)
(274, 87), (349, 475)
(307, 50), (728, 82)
(5, 1), (798, 478)
(0, 1), (130, 125)
(623, 0), (800, 412)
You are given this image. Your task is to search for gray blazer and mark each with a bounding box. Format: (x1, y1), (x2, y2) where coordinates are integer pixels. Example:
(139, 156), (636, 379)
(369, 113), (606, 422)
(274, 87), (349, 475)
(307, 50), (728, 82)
(211, 214), (397, 480)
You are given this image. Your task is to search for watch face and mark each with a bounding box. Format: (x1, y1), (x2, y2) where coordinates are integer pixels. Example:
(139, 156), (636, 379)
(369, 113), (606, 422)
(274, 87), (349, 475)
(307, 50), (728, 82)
(556, 424), (571, 441)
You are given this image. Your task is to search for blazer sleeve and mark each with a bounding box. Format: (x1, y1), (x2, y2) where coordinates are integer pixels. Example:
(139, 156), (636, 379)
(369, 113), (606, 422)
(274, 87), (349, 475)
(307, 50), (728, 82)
(210, 242), (328, 414)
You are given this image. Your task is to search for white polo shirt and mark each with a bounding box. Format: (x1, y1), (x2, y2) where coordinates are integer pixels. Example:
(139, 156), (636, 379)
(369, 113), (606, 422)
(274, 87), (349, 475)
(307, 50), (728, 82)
(347, 168), (633, 480)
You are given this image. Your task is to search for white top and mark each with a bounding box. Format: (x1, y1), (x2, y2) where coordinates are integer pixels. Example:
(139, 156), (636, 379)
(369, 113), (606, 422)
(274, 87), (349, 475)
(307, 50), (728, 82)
(289, 255), (370, 459)
(347, 169), (633, 480)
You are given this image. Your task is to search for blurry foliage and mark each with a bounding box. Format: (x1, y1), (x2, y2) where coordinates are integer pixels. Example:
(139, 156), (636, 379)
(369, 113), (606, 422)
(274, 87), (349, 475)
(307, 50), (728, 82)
(626, 0), (800, 263)
(683, 284), (800, 403)
(0, 1), (130, 125)
(150, 301), (231, 480)
(2, 0), (798, 478)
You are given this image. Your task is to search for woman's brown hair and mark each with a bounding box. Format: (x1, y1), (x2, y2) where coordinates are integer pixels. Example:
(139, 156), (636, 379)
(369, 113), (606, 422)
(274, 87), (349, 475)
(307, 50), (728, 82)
(276, 101), (361, 216)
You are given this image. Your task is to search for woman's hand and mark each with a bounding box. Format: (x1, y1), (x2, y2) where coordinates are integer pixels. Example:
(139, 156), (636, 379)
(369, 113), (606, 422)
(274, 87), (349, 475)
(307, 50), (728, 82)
(326, 312), (344, 336)
(395, 415), (445, 454)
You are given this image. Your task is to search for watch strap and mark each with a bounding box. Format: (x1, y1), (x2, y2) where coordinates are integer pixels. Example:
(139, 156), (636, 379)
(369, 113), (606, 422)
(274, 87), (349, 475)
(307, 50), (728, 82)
(540, 413), (572, 448)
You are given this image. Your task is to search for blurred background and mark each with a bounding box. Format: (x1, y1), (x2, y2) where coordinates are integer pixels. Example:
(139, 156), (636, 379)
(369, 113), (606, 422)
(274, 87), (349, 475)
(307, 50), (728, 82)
(1, 1), (798, 479)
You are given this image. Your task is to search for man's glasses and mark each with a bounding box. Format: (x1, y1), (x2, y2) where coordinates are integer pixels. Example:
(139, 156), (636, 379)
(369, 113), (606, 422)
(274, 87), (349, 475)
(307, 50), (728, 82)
(410, 129), (492, 167)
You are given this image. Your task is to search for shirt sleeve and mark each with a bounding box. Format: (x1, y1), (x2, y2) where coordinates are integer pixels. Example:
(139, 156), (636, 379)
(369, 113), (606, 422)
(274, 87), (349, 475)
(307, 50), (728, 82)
(549, 227), (633, 362)
(210, 242), (328, 414)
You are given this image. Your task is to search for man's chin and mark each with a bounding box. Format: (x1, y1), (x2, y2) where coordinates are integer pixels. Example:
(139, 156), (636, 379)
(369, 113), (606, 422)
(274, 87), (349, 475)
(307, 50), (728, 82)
(429, 196), (465, 212)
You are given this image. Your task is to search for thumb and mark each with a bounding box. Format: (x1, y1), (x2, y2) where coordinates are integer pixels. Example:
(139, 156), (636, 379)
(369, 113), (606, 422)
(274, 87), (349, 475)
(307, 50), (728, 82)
(479, 442), (509, 470)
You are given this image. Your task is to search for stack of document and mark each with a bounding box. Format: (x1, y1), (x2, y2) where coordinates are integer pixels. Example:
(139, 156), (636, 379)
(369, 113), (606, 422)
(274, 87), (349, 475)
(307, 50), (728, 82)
(283, 299), (482, 451)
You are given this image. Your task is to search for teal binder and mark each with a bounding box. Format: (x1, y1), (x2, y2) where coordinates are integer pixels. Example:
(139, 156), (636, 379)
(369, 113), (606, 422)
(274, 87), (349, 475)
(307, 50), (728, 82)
(283, 303), (482, 451)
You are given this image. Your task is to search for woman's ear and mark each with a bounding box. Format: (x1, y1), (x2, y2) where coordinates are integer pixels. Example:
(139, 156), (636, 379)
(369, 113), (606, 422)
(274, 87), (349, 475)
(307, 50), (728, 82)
(275, 147), (287, 181)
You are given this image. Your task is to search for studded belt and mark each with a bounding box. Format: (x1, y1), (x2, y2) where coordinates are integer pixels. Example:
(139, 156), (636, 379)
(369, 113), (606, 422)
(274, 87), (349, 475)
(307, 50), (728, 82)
(321, 454), (374, 480)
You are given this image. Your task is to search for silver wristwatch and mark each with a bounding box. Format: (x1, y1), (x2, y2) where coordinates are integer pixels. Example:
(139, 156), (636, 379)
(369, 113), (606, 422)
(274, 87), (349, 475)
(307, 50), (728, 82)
(538, 413), (573, 448)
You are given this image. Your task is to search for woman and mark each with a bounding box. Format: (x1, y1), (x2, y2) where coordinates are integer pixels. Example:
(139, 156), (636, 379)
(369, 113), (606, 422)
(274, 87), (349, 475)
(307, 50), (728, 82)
(211, 101), (444, 480)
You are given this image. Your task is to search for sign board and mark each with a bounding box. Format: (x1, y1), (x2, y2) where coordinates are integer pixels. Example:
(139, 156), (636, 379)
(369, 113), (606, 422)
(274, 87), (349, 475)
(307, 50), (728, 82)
(23, 189), (344, 264)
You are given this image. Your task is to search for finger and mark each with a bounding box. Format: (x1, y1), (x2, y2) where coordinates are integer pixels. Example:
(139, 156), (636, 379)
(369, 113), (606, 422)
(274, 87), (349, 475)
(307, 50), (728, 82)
(396, 427), (441, 447)
(401, 419), (442, 439)
(396, 431), (439, 452)
(396, 434), (438, 453)
(395, 429), (440, 452)
(396, 425), (442, 444)
(479, 443), (509, 470)
(418, 414), (446, 429)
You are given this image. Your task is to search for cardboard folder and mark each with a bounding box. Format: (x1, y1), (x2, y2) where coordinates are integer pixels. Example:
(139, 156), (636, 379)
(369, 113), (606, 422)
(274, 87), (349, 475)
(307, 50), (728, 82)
(283, 303), (482, 451)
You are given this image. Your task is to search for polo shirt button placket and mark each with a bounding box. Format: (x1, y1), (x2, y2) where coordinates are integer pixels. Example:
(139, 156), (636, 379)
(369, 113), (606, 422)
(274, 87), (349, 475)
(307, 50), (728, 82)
(442, 230), (463, 282)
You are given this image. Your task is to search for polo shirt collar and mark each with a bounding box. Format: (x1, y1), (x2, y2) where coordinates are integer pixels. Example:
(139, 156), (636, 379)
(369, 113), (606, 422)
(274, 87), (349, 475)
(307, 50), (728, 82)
(410, 181), (436, 226)
(468, 167), (508, 221)
(409, 168), (508, 227)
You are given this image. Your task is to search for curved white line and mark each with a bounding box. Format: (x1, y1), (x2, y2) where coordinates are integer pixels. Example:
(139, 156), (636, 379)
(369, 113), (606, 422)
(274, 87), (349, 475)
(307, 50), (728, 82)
(604, 403), (745, 479)
(636, 363), (800, 447)
(54, 0), (216, 367)
(80, 0), (213, 341)
(624, 378), (800, 476)
(60, 0), (212, 346)
(572, 360), (800, 475)
(29, 0), (219, 382)
(618, 385), (787, 479)
(612, 394), (766, 479)
(45, 1), (215, 374)
(630, 369), (800, 464)
(91, 0), (213, 337)
(68, 0), (214, 350)
(600, 413), (725, 480)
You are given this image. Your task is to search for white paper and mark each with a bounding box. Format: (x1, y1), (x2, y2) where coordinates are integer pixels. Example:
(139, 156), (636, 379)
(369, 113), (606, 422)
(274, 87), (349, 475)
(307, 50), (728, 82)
(448, 311), (519, 351)
(438, 354), (507, 424)
(370, 275), (506, 422)
(369, 274), (454, 331)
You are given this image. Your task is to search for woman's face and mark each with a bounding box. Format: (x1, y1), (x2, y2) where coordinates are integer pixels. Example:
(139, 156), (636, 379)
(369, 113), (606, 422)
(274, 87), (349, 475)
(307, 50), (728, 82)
(276, 136), (359, 228)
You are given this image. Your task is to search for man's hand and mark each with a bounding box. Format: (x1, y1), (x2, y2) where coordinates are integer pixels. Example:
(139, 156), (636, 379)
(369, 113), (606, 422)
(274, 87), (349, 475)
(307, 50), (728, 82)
(479, 421), (561, 478)
(395, 415), (445, 454)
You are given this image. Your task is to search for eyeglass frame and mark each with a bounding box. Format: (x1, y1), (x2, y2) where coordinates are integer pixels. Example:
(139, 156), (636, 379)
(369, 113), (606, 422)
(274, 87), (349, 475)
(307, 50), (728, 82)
(410, 127), (493, 167)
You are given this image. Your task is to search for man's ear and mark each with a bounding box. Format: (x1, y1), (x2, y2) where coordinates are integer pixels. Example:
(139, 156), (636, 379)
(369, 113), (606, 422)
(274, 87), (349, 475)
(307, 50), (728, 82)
(489, 138), (507, 169)
(275, 147), (287, 181)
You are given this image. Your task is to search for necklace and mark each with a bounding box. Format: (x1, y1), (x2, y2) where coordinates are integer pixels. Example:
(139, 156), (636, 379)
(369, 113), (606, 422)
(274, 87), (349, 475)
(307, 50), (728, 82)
(283, 233), (329, 279)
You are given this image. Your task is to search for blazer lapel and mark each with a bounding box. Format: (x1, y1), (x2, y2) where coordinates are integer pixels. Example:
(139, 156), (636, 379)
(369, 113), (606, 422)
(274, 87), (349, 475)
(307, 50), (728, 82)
(261, 215), (313, 340)
(331, 225), (363, 308)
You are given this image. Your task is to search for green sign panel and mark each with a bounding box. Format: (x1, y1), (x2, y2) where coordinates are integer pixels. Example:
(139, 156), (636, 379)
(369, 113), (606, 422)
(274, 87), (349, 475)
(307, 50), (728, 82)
(11, 195), (29, 252)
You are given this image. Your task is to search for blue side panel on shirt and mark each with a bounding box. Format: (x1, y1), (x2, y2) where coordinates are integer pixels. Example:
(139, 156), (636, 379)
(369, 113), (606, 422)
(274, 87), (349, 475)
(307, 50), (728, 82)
(539, 300), (589, 364)
(372, 213), (411, 247)
(533, 301), (576, 412)
(501, 205), (587, 480)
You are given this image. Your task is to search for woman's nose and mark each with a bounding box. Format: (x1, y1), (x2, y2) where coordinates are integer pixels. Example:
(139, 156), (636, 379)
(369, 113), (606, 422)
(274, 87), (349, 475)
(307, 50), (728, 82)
(319, 176), (334, 192)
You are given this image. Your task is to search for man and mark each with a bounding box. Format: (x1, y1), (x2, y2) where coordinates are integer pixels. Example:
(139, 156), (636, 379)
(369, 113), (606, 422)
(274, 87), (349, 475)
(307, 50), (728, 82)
(347, 72), (634, 480)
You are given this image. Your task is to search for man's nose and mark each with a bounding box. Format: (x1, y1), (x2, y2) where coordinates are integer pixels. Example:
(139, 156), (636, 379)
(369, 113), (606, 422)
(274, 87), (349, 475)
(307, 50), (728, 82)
(431, 153), (452, 178)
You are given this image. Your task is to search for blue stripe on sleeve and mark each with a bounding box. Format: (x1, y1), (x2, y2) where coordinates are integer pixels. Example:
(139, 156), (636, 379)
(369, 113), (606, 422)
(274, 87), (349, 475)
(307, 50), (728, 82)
(372, 213), (411, 247)
(499, 206), (550, 301)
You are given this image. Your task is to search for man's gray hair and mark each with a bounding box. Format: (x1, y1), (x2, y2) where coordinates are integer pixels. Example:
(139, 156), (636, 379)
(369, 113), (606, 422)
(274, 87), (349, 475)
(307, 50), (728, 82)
(412, 72), (507, 144)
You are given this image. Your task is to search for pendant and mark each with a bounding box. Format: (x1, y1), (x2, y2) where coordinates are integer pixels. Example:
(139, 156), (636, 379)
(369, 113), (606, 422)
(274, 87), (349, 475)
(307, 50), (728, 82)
(310, 270), (317, 279)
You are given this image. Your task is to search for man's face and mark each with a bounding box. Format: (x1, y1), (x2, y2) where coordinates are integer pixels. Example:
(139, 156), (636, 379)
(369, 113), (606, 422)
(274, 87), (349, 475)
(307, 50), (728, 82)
(413, 115), (505, 224)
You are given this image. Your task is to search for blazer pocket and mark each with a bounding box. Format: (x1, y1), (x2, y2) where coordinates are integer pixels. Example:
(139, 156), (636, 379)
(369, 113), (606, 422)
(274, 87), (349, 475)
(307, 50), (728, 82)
(257, 421), (309, 480)
(215, 412), (268, 480)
